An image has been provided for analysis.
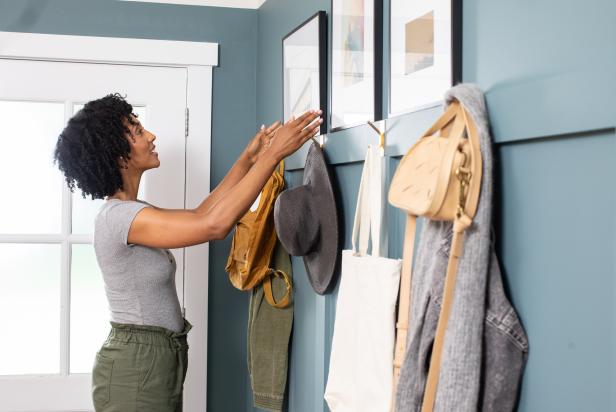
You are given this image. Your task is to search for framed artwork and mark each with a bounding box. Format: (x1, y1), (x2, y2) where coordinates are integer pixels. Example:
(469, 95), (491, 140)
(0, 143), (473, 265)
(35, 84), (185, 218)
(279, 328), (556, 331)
(330, 0), (383, 132)
(283, 11), (328, 135)
(389, 0), (461, 116)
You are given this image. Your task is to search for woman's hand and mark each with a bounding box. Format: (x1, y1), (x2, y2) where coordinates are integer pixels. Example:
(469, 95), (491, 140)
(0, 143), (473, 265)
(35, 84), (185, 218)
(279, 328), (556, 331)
(264, 110), (322, 162)
(127, 110), (323, 249)
(244, 121), (281, 165)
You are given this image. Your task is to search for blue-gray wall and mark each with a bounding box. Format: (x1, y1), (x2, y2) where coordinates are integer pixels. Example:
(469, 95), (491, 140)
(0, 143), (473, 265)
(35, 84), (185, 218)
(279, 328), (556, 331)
(256, 0), (616, 411)
(2, 0), (615, 411)
(0, 1), (258, 410)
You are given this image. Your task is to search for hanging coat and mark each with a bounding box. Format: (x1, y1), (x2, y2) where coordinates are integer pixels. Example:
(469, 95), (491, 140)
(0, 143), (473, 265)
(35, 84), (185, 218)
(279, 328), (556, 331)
(395, 84), (529, 412)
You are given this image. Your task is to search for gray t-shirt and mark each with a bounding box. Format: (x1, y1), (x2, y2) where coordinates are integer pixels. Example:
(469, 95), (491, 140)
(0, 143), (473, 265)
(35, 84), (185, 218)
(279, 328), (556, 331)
(93, 199), (184, 333)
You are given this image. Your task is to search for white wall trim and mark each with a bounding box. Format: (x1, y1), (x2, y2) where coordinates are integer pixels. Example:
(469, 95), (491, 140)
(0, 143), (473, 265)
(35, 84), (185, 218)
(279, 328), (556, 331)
(121, 0), (266, 8)
(183, 65), (213, 412)
(0, 31), (218, 67)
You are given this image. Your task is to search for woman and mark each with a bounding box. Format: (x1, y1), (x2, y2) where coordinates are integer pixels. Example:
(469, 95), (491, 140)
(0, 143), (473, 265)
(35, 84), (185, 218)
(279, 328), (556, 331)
(53, 93), (321, 411)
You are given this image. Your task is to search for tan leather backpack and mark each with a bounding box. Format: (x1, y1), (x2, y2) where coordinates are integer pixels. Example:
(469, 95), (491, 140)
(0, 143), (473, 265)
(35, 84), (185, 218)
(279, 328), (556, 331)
(225, 161), (292, 309)
(388, 100), (483, 411)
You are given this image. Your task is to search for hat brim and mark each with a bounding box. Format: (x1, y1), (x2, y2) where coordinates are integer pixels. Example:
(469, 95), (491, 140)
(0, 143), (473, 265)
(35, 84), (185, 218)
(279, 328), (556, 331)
(301, 143), (339, 295)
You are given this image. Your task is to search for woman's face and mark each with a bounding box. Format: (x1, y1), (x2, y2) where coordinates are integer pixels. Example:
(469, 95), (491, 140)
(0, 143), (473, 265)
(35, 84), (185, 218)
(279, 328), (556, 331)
(122, 114), (160, 171)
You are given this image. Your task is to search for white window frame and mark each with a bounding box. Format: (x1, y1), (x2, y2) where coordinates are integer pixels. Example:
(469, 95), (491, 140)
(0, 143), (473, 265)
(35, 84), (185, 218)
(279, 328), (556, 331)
(0, 31), (216, 412)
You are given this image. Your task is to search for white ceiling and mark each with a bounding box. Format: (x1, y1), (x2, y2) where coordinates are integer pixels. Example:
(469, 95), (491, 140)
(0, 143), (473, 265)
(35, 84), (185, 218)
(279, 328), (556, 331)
(121, 0), (267, 9)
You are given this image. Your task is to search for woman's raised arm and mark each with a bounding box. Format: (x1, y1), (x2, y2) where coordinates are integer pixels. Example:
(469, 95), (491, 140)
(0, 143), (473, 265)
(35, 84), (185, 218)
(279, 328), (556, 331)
(126, 111), (322, 249)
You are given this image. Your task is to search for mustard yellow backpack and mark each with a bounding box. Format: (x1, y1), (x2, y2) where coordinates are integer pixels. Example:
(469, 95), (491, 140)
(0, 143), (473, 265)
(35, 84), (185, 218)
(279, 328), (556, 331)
(225, 161), (292, 308)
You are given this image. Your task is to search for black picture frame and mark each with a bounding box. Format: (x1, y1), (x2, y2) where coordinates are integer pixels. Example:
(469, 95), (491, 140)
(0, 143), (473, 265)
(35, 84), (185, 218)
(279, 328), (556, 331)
(282, 11), (328, 135)
(329, 0), (383, 133)
(387, 0), (461, 117)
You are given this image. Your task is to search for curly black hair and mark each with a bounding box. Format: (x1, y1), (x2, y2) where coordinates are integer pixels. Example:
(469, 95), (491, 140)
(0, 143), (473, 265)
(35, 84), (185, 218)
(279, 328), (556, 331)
(53, 93), (139, 200)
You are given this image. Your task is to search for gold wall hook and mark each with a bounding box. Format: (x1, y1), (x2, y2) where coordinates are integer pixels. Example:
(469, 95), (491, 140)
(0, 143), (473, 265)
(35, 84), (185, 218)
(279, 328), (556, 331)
(367, 120), (385, 154)
(311, 134), (325, 149)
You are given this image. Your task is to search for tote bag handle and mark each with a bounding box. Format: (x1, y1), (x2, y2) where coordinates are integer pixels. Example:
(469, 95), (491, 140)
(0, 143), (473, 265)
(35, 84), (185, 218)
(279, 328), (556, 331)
(351, 145), (388, 258)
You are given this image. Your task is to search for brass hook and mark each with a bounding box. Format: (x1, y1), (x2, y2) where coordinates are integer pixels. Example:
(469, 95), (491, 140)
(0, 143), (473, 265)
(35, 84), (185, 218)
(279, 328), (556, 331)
(310, 134), (325, 149)
(367, 120), (385, 154)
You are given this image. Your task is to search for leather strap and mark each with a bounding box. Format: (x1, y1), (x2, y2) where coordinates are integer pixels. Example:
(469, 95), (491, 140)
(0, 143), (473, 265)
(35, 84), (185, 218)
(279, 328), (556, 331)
(391, 213), (417, 409)
(390, 101), (482, 411)
(420, 221), (469, 412)
(390, 213), (470, 412)
(459, 106), (482, 220)
(421, 101), (460, 138)
(263, 269), (292, 309)
(392, 105), (465, 405)
(420, 106), (481, 412)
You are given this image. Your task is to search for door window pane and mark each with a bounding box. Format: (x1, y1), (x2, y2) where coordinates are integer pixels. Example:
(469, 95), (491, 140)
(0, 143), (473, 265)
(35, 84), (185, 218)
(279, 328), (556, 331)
(0, 244), (61, 375)
(71, 106), (147, 234)
(0, 101), (64, 234)
(71, 195), (105, 235)
(70, 244), (108, 374)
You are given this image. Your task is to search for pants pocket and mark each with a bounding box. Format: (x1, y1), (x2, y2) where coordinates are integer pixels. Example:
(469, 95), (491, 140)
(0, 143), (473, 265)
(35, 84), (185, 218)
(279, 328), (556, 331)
(139, 348), (178, 394)
(92, 352), (114, 407)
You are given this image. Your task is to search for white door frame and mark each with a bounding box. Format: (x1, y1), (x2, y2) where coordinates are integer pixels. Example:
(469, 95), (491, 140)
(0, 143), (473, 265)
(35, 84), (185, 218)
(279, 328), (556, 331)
(0, 31), (216, 412)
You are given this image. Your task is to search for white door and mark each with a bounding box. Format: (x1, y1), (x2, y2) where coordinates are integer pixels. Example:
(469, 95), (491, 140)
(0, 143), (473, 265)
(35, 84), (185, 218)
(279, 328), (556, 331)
(0, 59), (190, 411)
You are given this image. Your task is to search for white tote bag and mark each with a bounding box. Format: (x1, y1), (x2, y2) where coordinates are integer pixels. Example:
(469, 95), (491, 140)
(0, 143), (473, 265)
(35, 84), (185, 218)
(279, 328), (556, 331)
(324, 145), (402, 412)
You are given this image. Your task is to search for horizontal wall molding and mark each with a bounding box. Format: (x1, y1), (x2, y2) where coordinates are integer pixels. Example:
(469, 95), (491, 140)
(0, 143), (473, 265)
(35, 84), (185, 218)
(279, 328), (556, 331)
(0, 31), (219, 67)
(286, 68), (616, 170)
(286, 105), (441, 170)
(486, 68), (614, 142)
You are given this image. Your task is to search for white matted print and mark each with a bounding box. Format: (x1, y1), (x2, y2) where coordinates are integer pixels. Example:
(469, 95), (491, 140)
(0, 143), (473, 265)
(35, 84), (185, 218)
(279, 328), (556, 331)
(390, 0), (455, 116)
(283, 11), (327, 134)
(331, 0), (378, 131)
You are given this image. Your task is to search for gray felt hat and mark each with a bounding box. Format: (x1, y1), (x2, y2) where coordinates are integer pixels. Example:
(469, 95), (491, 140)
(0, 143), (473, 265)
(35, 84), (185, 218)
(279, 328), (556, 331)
(274, 142), (339, 295)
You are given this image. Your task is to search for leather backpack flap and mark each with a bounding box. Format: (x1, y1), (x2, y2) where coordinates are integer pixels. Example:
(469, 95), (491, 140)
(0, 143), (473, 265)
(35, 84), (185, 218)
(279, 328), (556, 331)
(226, 212), (255, 289)
(243, 197), (279, 290)
(227, 216), (253, 289)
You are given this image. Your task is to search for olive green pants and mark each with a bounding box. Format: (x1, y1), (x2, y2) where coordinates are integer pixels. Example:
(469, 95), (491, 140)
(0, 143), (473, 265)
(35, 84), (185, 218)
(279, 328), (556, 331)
(247, 241), (294, 411)
(92, 318), (192, 412)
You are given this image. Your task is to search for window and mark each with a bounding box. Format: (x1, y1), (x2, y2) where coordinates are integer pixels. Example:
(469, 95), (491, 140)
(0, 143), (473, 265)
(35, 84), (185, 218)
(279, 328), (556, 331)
(0, 101), (65, 375)
(0, 101), (149, 375)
